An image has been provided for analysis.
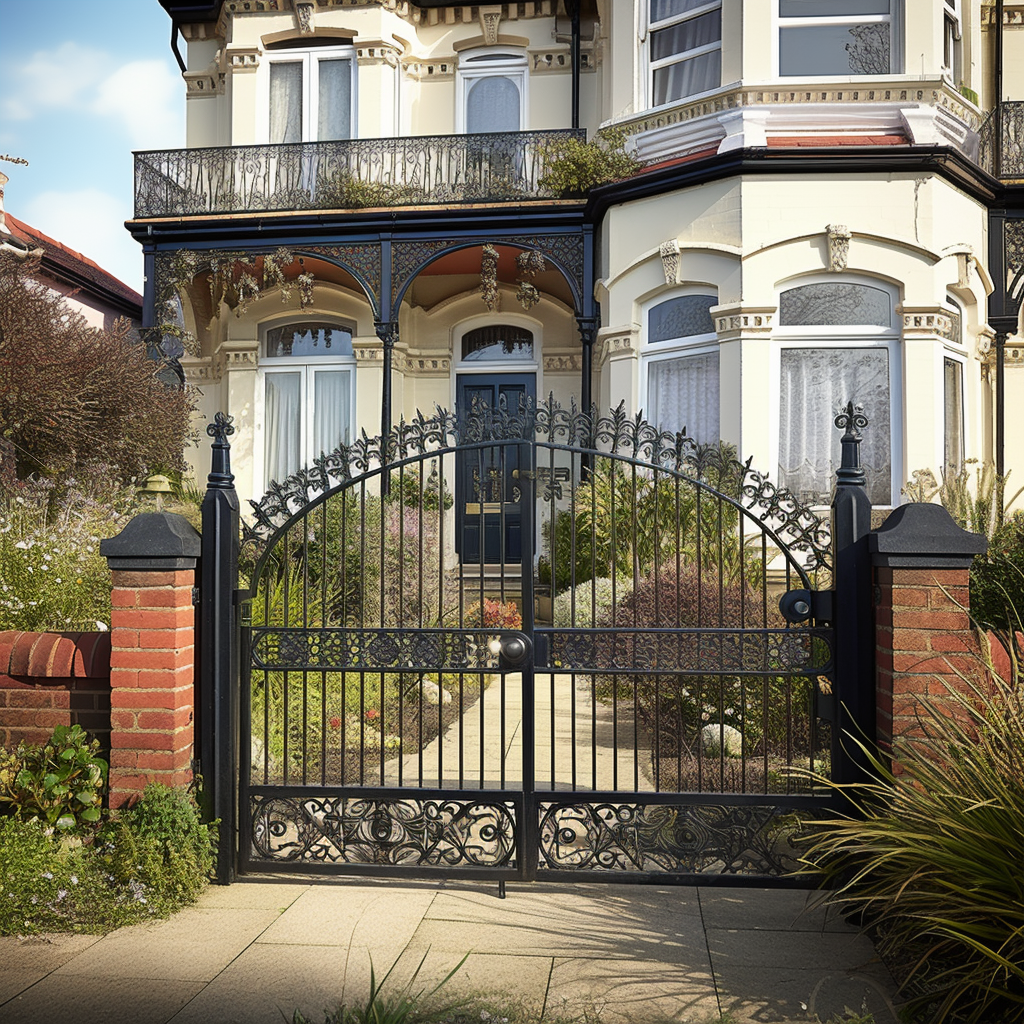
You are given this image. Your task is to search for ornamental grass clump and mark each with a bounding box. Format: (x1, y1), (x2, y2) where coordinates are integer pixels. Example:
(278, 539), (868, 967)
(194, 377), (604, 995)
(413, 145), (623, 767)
(798, 653), (1024, 1023)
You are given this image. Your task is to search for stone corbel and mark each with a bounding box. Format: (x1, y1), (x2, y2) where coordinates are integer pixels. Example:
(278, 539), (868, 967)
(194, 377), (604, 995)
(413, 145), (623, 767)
(227, 48), (260, 72)
(712, 306), (775, 341)
(595, 333), (637, 366)
(827, 225), (851, 273)
(957, 251), (973, 289)
(180, 355), (221, 386)
(901, 309), (954, 337)
(185, 72), (223, 96)
(659, 240), (680, 286)
(479, 5), (503, 45)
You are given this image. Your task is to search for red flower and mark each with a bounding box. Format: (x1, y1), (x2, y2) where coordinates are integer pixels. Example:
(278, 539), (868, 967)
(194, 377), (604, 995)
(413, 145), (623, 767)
(365, 708), (380, 721)
(329, 716), (341, 729)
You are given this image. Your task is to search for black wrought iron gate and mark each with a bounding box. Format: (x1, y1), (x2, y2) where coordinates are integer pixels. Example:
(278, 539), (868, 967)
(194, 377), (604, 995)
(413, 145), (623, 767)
(235, 401), (839, 884)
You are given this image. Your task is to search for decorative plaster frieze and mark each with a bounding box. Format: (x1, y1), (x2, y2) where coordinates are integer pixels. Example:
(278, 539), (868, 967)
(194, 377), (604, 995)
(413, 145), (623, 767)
(977, 325), (995, 358)
(530, 49), (594, 73)
(185, 72), (224, 96)
(223, 0), (282, 13)
(181, 357), (221, 385)
(357, 45), (402, 67)
(713, 310), (775, 337)
(660, 240), (681, 285)
(901, 311), (954, 337)
(596, 335), (636, 364)
(397, 354), (451, 375)
(543, 354), (583, 372)
(355, 344), (384, 362)
(222, 348), (259, 370)
(827, 224), (851, 272)
(403, 60), (454, 80)
(181, 22), (222, 42)
(228, 49), (260, 71)
(982, 4), (1024, 27)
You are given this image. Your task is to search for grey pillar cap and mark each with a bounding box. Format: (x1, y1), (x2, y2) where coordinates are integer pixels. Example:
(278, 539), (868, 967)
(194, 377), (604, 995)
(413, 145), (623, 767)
(869, 503), (987, 568)
(101, 512), (201, 571)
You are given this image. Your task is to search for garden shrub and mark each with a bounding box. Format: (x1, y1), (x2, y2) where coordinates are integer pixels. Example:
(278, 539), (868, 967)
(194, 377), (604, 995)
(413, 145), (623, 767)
(799, 656), (1024, 1023)
(539, 127), (642, 197)
(552, 577), (629, 629)
(0, 724), (107, 830)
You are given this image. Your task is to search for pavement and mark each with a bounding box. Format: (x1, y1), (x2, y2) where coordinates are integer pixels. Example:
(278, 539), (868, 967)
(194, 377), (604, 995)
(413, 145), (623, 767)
(0, 876), (902, 1024)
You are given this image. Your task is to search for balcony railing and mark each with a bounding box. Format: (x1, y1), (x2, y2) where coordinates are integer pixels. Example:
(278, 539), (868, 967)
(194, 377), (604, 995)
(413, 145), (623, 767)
(979, 101), (1024, 179)
(133, 129), (586, 218)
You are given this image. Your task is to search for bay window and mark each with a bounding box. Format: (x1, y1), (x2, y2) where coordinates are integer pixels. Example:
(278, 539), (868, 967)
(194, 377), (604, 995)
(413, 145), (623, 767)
(648, 0), (722, 106)
(261, 321), (355, 487)
(643, 293), (720, 441)
(776, 280), (899, 505)
(778, 1), (899, 77)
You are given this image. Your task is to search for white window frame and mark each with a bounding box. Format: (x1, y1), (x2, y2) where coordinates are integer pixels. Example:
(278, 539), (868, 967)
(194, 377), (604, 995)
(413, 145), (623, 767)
(941, 297), (966, 474)
(640, 289), (720, 439)
(942, 0), (962, 85)
(258, 43), (358, 143)
(774, 0), (903, 79)
(456, 49), (528, 135)
(770, 275), (902, 507)
(256, 318), (357, 492)
(640, 0), (722, 110)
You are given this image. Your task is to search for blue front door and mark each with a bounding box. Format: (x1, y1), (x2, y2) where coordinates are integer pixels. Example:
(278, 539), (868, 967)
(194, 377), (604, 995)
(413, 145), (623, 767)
(456, 374), (536, 564)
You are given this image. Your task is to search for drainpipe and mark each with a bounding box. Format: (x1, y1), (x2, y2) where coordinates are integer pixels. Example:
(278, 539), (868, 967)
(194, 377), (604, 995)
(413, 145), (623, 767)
(569, 0), (581, 131)
(997, 0), (1004, 177)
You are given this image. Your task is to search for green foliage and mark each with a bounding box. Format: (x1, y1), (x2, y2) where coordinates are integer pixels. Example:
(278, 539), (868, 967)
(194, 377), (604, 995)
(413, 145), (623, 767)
(293, 951), (467, 1024)
(0, 725), (107, 831)
(0, 473), (138, 630)
(98, 783), (216, 911)
(797, 661), (1024, 1022)
(0, 781), (215, 934)
(539, 128), (643, 197)
(905, 461), (1024, 631)
(317, 173), (428, 211)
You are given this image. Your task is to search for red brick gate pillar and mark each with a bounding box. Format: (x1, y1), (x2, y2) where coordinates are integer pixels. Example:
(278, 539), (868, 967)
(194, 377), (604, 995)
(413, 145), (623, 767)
(100, 513), (201, 809)
(869, 503), (986, 759)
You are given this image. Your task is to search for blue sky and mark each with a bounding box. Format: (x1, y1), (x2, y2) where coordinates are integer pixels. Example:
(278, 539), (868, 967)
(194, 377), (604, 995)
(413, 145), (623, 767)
(0, 0), (184, 292)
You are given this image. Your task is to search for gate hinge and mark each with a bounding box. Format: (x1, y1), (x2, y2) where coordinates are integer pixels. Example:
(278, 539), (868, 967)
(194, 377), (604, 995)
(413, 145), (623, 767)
(813, 589), (833, 623)
(191, 586), (200, 607)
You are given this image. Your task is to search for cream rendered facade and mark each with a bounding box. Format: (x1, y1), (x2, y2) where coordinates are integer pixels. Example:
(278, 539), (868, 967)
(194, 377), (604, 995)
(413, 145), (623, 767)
(145, 1), (1023, 512)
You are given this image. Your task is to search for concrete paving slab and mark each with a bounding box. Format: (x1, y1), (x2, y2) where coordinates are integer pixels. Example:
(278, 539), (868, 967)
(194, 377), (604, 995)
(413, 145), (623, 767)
(0, 970), (46, 1007)
(0, 974), (204, 1024)
(714, 965), (901, 1024)
(256, 885), (437, 951)
(194, 880), (311, 911)
(0, 932), (101, 973)
(166, 942), (357, 1024)
(697, 888), (826, 932)
(51, 907), (281, 982)
(548, 955), (720, 1024)
(705, 926), (883, 972)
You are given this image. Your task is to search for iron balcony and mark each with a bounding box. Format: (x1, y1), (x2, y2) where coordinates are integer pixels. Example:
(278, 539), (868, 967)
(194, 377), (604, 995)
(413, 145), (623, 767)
(133, 129), (587, 218)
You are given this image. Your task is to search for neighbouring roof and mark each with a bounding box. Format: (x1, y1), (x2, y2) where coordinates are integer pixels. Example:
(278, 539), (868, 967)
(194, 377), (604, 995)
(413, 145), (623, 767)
(2, 213), (143, 320)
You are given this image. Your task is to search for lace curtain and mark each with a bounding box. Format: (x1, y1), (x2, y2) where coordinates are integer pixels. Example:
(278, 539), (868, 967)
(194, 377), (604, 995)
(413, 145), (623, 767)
(269, 62), (303, 144)
(313, 370), (351, 457)
(779, 347), (891, 505)
(647, 351), (720, 442)
(265, 373), (302, 484)
(318, 59), (352, 141)
(466, 77), (520, 134)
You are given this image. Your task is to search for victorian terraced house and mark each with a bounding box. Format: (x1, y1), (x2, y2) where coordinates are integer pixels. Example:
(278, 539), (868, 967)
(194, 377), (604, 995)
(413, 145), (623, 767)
(137, 0), (1024, 529)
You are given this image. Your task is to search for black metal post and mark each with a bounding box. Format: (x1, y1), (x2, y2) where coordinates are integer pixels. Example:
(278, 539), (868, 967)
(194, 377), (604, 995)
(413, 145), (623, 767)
(997, 0), (1005, 179)
(576, 316), (598, 415)
(830, 402), (875, 789)
(375, 320), (398, 442)
(200, 412), (240, 884)
(996, 330), (1007, 477)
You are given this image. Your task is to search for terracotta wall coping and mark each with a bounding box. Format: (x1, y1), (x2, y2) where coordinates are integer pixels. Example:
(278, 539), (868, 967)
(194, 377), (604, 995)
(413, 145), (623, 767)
(0, 631), (111, 681)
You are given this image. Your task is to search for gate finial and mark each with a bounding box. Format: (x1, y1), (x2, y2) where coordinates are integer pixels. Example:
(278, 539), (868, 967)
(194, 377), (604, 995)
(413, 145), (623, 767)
(834, 401), (867, 487)
(207, 411), (235, 490)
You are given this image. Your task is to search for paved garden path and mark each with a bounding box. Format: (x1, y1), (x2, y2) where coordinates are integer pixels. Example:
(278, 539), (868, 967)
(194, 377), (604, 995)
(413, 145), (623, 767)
(0, 880), (902, 1024)
(385, 672), (655, 791)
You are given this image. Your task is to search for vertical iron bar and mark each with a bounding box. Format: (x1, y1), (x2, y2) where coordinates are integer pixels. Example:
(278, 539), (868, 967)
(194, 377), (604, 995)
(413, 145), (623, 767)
(519, 438), (538, 880)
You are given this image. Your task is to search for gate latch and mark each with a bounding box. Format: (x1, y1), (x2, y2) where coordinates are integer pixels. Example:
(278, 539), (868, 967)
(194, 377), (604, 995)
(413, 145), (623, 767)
(498, 633), (532, 669)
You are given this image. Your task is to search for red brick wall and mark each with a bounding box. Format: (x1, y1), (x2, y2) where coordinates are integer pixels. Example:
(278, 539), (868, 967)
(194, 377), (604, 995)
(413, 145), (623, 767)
(0, 631), (112, 752)
(874, 565), (993, 758)
(107, 568), (196, 808)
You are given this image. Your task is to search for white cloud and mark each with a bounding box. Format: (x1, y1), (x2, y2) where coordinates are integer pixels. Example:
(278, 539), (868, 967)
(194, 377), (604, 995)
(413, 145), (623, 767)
(21, 189), (144, 294)
(1, 45), (183, 150)
(92, 60), (184, 150)
(1, 42), (107, 120)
